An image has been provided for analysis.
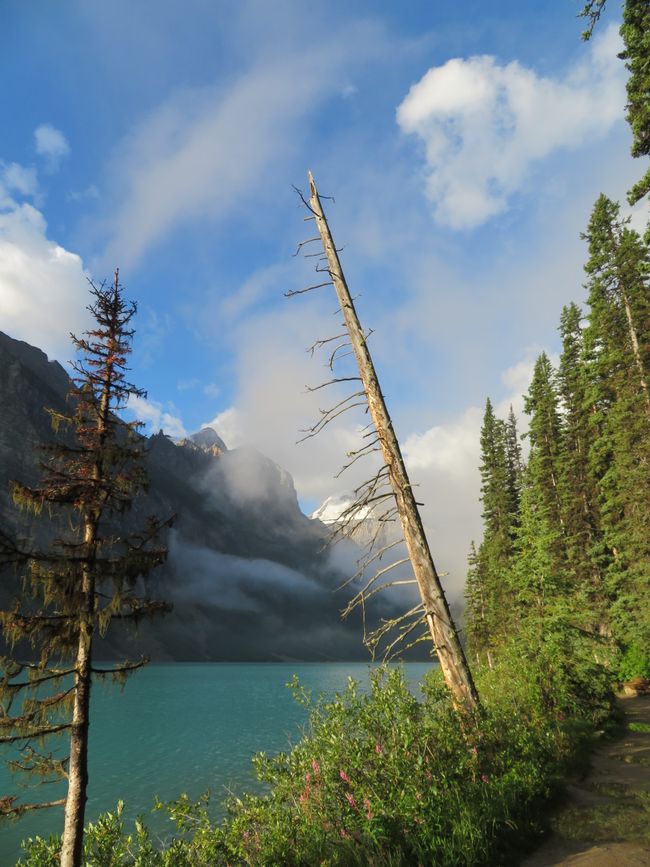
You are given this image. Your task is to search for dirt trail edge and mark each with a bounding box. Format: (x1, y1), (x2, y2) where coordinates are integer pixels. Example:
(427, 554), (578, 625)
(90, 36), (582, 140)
(522, 695), (650, 866)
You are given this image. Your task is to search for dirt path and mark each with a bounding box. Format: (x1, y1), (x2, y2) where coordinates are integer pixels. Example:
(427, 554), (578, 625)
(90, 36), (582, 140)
(521, 694), (650, 866)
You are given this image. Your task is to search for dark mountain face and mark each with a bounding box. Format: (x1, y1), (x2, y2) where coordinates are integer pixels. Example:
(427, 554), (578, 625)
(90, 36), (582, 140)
(0, 331), (388, 661)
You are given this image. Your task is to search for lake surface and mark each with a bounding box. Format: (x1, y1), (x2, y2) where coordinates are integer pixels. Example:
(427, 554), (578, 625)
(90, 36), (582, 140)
(0, 662), (433, 863)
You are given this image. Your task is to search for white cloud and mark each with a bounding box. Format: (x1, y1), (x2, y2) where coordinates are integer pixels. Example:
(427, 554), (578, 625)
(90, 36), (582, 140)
(205, 407), (243, 450)
(127, 394), (187, 439)
(0, 196), (90, 363)
(34, 124), (70, 172)
(98, 21), (384, 267)
(396, 24), (625, 228)
(394, 353), (540, 596)
(1, 162), (38, 202)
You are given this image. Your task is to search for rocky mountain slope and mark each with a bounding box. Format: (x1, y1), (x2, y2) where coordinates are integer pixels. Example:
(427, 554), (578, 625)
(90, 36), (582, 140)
(0, 330), (392, 661)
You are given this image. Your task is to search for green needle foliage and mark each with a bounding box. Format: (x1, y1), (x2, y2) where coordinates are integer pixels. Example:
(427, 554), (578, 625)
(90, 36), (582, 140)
(465, 192), (650, 687)
(0, 273), (171, 863)
(580, 0), (650, 204)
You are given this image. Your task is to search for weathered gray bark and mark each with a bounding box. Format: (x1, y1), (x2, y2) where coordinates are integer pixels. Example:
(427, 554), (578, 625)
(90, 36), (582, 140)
(308, 171), (479, 711)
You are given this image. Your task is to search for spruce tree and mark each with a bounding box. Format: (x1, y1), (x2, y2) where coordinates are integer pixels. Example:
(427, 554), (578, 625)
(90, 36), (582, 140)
(504, 405), (523, 533)
(0, 272), (171, 867)
(620, 0), (650, 204)
(464, 541), (491, 663)
(557, 302), (607, 631)
(583, 197), (650, 669)
(465, 400), (521, 657)
(511, 355), (566, 625)
(519, 353), (567, 580)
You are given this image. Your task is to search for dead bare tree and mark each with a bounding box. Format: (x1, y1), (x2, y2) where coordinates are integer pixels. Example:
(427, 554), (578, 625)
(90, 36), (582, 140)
(289, 171), (479, 711)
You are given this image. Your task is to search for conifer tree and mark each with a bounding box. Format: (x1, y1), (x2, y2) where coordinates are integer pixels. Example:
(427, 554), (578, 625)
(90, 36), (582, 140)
(0, 272), (171, 867)
(504, 405), (523, 531)
(464, 541), (491, 663)
(508, 356), (565, 630)
(557, 302), (607, 630)
(466, 400), (522, 658)
(580, 0), (650, 204)
(522, 353), (566, 566)
(582, 197), (650, 665)
(620, 0), (650, 204)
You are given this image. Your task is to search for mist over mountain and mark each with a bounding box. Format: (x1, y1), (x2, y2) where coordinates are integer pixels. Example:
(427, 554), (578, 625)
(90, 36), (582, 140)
(0, 330), (409, 661)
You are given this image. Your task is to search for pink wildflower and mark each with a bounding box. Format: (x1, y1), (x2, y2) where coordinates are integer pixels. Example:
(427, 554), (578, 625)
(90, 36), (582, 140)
(305, 771), (312, 783)
(340, 828), (351, 840)
(243, 831), (250, 842)
(345, 792), (357, 809)
(363, 797), (373, 820)
(311, 759), (321, 779)
(375, 743), (383, 755)
(481, 774), (489, 783)
(339, 770), (350, 783)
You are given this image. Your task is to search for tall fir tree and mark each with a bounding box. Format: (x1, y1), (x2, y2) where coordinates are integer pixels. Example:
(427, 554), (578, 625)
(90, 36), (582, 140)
(620, 0), (650, 204)
(465, 400), (522, 659)
(582, 196), (650, 664)
(0, 273), (171, 867)
(504, 405), (523, 532)
(557, 302), (608, 632)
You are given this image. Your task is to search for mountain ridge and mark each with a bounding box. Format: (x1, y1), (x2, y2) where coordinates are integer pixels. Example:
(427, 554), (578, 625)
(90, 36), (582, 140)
(0, 330), (392, 661)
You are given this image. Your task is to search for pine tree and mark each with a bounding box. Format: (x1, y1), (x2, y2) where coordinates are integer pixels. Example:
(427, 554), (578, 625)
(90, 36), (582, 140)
(557, 302), (607, 631)
(464, 541), (491, 664)
(620, 0), (650, 204)
(465, 400), (521, 658)
(0, 272), (171, 867)
(582, 196), (650, 667)
(510, 354), (567, 636)
(504, 405), (523, 533)
(580, 0), (650, 204)
(522, 353), (566, 568)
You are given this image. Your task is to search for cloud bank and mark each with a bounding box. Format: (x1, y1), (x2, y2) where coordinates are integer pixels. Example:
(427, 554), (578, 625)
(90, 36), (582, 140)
(100, 21), (384, 268)
(0, 163), (90, 364)
(396, 24), (625, 228)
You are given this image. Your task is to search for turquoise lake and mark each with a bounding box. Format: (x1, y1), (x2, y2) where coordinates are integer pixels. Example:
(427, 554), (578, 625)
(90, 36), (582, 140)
(0, 662), (433, 863)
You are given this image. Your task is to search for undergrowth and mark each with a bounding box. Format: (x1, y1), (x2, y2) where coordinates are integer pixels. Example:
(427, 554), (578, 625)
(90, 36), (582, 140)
(17, 650), (614, 866)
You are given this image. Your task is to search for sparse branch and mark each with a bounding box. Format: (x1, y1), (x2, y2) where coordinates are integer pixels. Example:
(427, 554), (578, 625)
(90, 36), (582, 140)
(284, 281), (333, 298)
(295, 171), (480, 710)
(341, 556), (411, 599)
(307, 333), (348, 356)
(305, 378), (361, 393)
(0, 796), (66, 816)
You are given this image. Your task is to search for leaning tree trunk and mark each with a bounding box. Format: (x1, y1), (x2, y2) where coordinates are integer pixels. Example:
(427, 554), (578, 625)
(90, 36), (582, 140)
(308, 171), (479, 711)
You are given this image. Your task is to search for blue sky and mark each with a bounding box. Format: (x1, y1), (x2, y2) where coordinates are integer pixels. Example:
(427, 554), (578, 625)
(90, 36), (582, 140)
(1, 0), (647, 595)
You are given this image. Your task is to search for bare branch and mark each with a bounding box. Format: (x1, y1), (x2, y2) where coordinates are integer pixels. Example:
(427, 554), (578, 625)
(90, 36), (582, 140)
(284, 281), (333, 298)
(305, 378), (361, 393)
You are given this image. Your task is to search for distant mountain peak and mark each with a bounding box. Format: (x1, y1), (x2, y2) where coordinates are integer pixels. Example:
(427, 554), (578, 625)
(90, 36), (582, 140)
(183, 427), (227, 454)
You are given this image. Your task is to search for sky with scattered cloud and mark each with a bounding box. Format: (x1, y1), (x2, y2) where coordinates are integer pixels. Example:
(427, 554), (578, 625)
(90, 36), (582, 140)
(0, 0), (647, 600)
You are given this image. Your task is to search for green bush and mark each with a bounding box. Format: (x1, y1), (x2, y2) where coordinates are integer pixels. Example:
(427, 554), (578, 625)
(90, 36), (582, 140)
(19, 657), (614, 866)
(618, 640), (650, 681)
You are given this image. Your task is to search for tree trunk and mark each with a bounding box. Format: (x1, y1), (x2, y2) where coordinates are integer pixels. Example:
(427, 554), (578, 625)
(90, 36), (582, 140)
(60, 609), (92, 867)
(308, 171), (479, 711)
